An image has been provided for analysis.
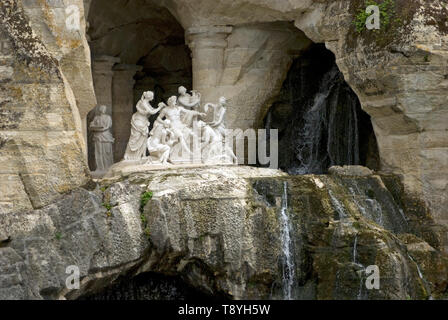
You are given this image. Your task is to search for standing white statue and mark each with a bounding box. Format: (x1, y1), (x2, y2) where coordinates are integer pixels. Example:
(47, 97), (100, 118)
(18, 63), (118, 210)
(124, 91), (162, 161)
(89, 105), (115, 171)
(204, 96), (228, 138)
(198, 96), (237, 164)
(178, 86), (201, 127)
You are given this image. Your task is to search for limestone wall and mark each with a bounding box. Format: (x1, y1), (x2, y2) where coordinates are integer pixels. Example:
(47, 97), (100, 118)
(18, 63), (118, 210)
(163, 0), (448, 237)
(186, 23), (312, 129)
(0, 0), (94, 214)
(0, 0), (446, 246)
(1, 166), (446, 299)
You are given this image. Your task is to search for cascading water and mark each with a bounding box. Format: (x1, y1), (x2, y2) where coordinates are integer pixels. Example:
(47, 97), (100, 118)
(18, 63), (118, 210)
(407, 254), (433, 300)
(264, 44), (377, 174)
(353, 235), (358, 264)
(279, 181), (295, 300)
(291, 65), (361, 174)
(352, 234), (367, 300)
(346, 181), (408, 234)
(328, 190), (347, 220)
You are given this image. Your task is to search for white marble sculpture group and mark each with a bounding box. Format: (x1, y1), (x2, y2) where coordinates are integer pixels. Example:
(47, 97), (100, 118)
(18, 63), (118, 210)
(123, 86), (237, 166)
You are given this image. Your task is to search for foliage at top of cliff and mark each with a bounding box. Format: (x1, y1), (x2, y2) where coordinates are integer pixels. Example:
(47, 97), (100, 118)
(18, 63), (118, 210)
(348, 0), (448, 50)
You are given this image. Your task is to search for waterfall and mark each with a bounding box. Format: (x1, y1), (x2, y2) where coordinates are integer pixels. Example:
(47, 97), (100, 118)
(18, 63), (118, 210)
(347, 181), (408, 234)
(328, 190), (347, 220)
(407, 254), (433, 299)
(353, 235), (358, 264)
(288, 66), (362, 174)
(352, 234), (367, 300)
(279, 181), (295, 300)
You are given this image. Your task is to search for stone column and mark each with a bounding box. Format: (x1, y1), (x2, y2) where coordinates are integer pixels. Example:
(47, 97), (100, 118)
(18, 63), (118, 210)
(88, 55), (120, 170)
(92, 55), (120, 114)
(186, 24), (310, 131)
(112, 64), (143, 162)
(186, 26), (233, 107)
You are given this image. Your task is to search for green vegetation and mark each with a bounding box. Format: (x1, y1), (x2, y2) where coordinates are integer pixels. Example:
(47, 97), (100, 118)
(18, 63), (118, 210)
(140, 191), (153, 212)
(354, 0), (395, 33)
(102, 202), (113, 211)
(55, 232), (63, 240)
(102, 202), (114, 217)
(140, 212), (147, 224)
(140, 190), (153, 239)
(100, 187), (116, 217)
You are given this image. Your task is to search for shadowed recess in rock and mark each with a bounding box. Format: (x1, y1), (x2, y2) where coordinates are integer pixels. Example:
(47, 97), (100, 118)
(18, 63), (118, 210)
(86, 0), (193, 167)
(79, 272), (216, 301)
(265, 44), (379, 174)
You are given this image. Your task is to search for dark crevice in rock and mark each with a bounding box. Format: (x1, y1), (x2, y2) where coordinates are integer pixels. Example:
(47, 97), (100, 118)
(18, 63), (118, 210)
(264, 44), (379, 174)
(79, 272), (217, 301)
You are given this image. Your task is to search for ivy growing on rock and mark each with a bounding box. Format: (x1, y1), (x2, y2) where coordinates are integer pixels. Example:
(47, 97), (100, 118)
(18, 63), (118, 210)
(354, 0), (396, 33)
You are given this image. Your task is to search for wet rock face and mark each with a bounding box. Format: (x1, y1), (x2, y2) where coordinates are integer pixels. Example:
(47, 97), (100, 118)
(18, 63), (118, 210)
(1, 166), (446, 300)
(264, 44), (379, 175)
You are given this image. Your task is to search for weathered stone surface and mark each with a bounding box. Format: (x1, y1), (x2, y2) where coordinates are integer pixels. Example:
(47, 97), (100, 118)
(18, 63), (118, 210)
(329, 165), (374, 177)
(1, 166), (446, 300)
(0, 0), (447, 300)
(156, 0), (448, 242)
(1, 0), (446, 246)
(0, 0), (93, 214)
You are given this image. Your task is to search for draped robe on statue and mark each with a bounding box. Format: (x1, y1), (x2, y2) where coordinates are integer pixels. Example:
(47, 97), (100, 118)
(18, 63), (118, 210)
(124, 113), (149, 160)
(124, 92), (161, 161)
(90, 114), (114, 171)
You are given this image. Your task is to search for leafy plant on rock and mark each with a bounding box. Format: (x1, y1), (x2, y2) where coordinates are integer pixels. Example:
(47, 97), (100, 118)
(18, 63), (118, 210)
(354, 0), (395, 33)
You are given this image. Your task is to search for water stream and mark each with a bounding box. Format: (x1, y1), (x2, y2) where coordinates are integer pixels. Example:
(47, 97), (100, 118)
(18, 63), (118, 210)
(279, 181), (295, 300)
(353, 235), (358, 264)
(290, 66), (362, 174)
(407, 253), (433, 299)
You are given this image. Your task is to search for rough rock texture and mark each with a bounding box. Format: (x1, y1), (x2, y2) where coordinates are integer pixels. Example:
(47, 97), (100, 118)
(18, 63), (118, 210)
(153, 0), (448, 248)
(0, 0), (94, 214)
(0, 0), (447, 299)
(329, 165), (374, 177)
(1, 1), (446, 245)
(1, 166), (446, 300)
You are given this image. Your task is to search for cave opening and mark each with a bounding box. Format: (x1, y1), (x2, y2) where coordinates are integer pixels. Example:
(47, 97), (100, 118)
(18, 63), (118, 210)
(264, 43), (380, 174)
(79, 272), (220, 301)
(85, 0), (192, 172)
